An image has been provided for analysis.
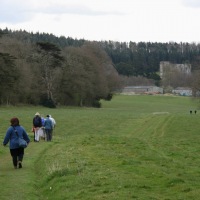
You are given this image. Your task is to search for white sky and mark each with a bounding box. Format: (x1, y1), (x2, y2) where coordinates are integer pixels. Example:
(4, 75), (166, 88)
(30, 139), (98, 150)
(0, 0), (200, 43)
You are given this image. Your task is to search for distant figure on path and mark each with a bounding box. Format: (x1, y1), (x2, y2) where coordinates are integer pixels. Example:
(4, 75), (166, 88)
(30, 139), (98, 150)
(44, 115), (53, 141)
(190, 110), (192, 114)
(195, 110), (197, 114)
(49, 114), (56, 137)
(3, 117), (30, 169)
(33, 112), (42, 142)
(40, 114), (46, 140)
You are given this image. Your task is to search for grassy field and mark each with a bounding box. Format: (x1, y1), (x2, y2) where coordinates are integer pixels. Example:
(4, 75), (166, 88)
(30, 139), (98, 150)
(0, 95), (200, 200)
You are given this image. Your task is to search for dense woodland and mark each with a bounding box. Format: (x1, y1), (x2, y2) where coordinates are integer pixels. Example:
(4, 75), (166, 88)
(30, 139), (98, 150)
(1, 28), (200, 107)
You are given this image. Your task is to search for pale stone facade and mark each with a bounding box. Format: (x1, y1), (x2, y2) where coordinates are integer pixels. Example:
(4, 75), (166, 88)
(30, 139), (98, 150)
(160, 61), (191, 79)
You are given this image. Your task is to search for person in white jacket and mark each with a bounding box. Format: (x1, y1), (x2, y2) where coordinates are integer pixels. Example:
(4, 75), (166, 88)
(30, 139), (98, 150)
(49, 115), (56, 137)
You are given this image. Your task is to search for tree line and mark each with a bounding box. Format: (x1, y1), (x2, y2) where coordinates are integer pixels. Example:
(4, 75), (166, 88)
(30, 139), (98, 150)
(4, 28), (200, 78)
(101, 41), (200, 78)
(0, 29), (120, 107)
(1, 28), (200, 107)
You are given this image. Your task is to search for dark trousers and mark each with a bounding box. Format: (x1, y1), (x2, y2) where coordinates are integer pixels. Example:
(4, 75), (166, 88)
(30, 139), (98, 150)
(45, 129), (52, 141)
(10, 148), (24, 167)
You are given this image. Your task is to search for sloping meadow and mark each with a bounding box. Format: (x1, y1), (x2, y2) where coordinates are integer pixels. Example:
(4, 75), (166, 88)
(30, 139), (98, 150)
(1, 95), (200, 199)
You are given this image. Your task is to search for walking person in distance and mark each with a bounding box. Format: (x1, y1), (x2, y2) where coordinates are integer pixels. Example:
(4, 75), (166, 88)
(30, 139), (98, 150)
(49, 114), (56, 138)
(33, 112), (42, 142)
(44, 115), (53, 141)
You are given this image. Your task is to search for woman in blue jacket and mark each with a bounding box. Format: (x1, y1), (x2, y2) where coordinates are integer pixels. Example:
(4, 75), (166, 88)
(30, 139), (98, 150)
(3, 117), (30, 169)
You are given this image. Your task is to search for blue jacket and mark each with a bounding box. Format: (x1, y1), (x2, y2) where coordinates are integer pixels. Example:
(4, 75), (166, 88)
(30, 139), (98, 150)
(41, 117), (45, 126)
(3, 125), (30, 149)
(44, 118), (53, 130)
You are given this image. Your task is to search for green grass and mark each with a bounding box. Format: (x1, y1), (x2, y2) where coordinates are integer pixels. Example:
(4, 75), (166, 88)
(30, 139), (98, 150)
(0, 95), (200, 199)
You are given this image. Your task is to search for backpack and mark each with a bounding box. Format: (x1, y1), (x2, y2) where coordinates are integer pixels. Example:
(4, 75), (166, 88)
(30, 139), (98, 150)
(33, 116), (41, 127)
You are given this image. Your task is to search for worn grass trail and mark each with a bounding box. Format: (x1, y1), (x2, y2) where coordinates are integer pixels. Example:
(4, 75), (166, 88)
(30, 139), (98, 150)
(0, 138), (52, 200)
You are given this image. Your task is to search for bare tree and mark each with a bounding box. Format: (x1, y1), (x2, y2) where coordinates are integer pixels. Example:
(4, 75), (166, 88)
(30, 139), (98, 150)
(34, 42), (64, 107)
(191, 70), (200, 97)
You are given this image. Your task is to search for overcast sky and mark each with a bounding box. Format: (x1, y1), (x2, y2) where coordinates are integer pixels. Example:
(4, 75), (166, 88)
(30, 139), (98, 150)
(0, 0), (200, 43)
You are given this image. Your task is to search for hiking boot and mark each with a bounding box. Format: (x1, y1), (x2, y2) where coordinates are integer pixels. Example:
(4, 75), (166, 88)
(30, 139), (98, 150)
(18, 161), (22, 169)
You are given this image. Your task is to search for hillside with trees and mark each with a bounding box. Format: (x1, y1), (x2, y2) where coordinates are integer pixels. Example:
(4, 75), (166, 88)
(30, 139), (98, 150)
(0, 29), (120, 107)
(1, 28), (200, 107)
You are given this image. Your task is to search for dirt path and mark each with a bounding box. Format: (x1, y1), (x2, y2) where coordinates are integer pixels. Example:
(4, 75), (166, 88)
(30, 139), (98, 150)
(0, 141), (50, 200)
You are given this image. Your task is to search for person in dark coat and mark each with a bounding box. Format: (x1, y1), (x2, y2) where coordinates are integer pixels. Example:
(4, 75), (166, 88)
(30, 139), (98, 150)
(33, 112), (42, 142)
(3, 117), (30, 169)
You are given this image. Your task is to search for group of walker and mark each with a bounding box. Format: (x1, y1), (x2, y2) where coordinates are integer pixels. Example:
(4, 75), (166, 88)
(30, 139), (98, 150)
(33, 112), (56, 142)
(2, 112), (56, 169)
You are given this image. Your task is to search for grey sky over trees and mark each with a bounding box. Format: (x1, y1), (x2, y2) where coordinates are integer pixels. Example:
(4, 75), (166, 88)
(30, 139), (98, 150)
(0, 0), (200, 43)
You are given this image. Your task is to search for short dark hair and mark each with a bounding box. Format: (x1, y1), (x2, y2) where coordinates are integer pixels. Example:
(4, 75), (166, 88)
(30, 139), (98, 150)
(10, 117), (19, 126)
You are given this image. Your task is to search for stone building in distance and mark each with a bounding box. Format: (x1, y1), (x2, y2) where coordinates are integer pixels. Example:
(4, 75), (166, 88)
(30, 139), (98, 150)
(160, 61), (191, 79)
